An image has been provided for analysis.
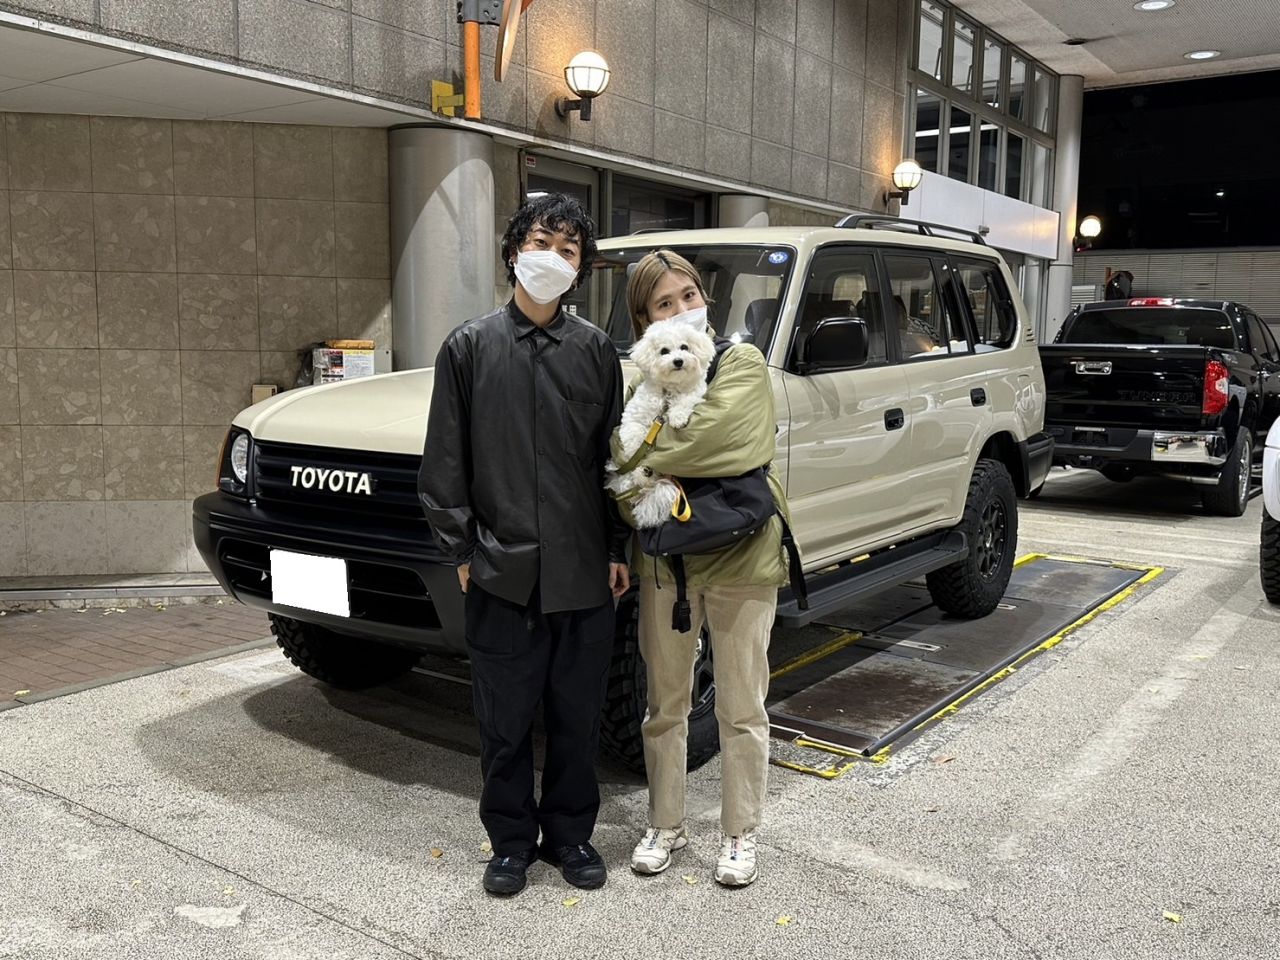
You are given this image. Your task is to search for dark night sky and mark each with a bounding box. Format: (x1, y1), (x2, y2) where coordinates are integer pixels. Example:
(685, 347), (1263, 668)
(1078, 70), (1280, 250)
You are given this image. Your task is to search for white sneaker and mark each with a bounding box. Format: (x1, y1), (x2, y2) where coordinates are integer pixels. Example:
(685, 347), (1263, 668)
(630, 825), (688, 875)
(714, 833), (758, 887)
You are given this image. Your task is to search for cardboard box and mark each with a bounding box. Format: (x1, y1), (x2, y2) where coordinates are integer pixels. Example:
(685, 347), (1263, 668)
(312, 340), (376, 385)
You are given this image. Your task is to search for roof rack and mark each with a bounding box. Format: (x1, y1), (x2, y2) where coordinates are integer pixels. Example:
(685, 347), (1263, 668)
(835, 215), (988, 246)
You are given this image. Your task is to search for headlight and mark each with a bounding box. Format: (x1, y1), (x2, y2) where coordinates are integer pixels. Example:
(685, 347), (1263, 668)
(230, 434), (250, 483)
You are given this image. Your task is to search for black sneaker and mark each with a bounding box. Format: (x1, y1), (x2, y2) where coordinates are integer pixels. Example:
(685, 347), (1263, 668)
(482, 849), (536, 896)
(540, 841), (607, 890)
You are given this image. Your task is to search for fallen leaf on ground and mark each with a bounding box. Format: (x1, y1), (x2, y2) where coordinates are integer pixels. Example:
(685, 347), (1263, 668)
(430, 848), (444, 859)
(932, 755), (956, 765)
(775, 915), (793, 926)
(154, 604), (166, 612)
(14, 690), (30, 697)
(479, 841), (492, 853)
(563, 897), (581, 907)
(681, 874), (697, 885)
(222, 886), (235, 897)
(1163, 911), (1182, 923)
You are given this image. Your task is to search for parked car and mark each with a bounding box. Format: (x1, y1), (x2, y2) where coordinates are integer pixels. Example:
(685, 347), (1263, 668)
(1040, 298), (1280, 515)
(193, 217), (1051, 771)
(1263, 419), (1280, 604)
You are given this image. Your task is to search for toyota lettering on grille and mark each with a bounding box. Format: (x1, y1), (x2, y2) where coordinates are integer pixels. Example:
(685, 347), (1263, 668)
(290, 465), (375, 496)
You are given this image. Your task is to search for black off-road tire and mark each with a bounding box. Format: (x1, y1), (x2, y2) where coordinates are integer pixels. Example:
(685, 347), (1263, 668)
(598, 592), (720, 775)
(1100, 464), (1135, 483)
(1202, 428), (1252, 517)
(1262, 509), (1280, 605)
(927, 459), (1018, 618)
(270, 614), (421, 689)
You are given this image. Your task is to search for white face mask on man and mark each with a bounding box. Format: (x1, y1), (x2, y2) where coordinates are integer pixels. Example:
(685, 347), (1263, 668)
(513, 249), (579, 305)
(668, 305), (709, 331)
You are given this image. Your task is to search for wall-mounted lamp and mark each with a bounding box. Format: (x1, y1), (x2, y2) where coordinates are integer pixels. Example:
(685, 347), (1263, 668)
(1075, 214), (1102, 251)
(886, 159), (923, 206)
(556, 50), (610, 121)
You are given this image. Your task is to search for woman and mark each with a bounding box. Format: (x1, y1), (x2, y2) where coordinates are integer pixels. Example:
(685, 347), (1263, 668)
(609, 249), (792, 888)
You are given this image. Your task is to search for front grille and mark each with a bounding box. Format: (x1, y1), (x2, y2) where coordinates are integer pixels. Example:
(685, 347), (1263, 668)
(253, 441), (425, 531)
(220, 538), (440, 630)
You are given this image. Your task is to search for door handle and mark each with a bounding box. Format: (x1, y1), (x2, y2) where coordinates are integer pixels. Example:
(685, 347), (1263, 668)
(884, 408), (905, 431)
(971, 388), (987, 406)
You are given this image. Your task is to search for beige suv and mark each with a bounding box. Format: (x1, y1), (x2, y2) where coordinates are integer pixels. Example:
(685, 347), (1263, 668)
(194, 217), (1051, 771)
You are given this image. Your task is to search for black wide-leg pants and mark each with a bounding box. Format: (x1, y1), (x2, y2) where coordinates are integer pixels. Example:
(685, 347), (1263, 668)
(463, 582), (615, 856)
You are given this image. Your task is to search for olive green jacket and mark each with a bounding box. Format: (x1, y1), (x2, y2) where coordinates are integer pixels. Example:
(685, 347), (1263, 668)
(608, 343), (792, 589)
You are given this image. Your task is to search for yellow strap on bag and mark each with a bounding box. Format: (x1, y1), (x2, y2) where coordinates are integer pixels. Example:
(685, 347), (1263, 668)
(670, 480), (692, 522)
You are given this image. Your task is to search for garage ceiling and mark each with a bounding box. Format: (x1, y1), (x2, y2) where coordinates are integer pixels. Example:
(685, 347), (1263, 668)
(957, 0), (1280, 87)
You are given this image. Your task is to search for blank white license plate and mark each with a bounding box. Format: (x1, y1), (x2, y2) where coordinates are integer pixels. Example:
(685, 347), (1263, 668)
(270, 549), (350, 618)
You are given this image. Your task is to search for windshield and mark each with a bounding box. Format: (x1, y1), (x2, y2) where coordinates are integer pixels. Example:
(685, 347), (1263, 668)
(563, 244), (796, 353)
(1061, 308), (1236, 348)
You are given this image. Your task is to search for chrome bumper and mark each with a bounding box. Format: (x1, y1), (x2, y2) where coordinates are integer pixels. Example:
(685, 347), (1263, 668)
(1151, 431), (1228, 466)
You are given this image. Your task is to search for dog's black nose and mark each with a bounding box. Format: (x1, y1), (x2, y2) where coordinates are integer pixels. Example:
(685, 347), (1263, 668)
(672, 358), (684, 368)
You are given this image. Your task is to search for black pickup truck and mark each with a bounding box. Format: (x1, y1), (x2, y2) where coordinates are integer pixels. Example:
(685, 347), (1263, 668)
(1040, 298), (1280, 515)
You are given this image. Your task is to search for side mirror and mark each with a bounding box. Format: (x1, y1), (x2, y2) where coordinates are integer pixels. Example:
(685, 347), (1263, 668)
(798, 318), (869, 373)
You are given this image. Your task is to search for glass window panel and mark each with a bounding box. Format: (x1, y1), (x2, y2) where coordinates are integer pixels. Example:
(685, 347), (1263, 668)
(982, 38), (1003, 107)
(795, 250), (887, 366)
(914, 89), (942, 173)
(951, 19), (975, 93)
(948, 106), (972, 183)
(1005, 132), (1024, 198)
(1029, 142), (1052, 207)
(1008, 55), (1027, 121)
(1031, 68), (1055, 133)
(918, 1), (945, 81)
(977, 120), (999, 191)
(883, 255), (972, 359)
(954, 258), (1019, 349)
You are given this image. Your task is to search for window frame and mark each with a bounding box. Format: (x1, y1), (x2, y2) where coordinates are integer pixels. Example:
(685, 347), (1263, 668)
(879, 250), (976, 364)
(949, 254), (1020, 351)
(785, 244), (893, 375)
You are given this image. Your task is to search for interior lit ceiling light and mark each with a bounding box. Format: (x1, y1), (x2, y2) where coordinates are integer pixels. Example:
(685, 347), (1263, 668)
(1184, 50), (1221, 60)
(1134, 1), (1175, 11)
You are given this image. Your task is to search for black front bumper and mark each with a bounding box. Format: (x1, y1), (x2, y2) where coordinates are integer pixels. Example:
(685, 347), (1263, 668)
(193, 492), (465, 654)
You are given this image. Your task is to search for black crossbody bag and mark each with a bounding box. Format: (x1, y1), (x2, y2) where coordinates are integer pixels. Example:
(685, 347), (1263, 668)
(629, 339), (808, 632)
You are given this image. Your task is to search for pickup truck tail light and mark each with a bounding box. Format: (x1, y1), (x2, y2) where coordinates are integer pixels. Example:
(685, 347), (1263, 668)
(1202, 360), (1229, 416)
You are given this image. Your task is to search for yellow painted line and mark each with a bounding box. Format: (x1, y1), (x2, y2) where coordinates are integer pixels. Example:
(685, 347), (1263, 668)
(772, 555), (1165, 778)
(769, 631), (862, 680)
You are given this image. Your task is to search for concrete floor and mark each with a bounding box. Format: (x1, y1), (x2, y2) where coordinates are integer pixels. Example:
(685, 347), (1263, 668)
(1, 467), (1277, 960)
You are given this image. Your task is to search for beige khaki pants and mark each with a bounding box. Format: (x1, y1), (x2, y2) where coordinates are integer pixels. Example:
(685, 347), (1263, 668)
(638, 578), (776, 835)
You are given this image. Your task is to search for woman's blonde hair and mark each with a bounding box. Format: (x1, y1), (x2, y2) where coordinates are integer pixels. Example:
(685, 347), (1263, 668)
(626, 249), (711, 339)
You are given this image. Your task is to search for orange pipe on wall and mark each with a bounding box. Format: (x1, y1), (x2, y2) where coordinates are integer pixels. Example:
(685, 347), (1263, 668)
(464, 20), (481, 119)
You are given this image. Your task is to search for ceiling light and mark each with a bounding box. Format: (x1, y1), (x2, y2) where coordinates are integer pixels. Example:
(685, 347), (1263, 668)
(1215, 189), (1225, 198)
(1134, 1), (1175, 11)
(1184, 50), (1221, 60)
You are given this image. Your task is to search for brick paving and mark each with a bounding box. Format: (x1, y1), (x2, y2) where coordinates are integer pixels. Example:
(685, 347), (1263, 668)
(0, 602), (272, 708)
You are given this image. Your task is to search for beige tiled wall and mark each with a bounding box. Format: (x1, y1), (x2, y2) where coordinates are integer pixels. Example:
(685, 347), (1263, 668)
(0, 113), (392, 578)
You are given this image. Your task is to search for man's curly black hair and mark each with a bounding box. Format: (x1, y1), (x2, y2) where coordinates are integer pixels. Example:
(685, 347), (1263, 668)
(500, 192), (598, 291)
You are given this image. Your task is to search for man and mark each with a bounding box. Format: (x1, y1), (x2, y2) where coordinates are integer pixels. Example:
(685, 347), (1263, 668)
(418, 193), (630, 897)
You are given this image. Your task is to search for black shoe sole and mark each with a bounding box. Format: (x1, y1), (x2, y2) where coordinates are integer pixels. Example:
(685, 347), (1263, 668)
(482, 876), (528, 897)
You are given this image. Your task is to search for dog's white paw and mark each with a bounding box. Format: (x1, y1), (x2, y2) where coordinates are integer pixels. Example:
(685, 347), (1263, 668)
(631, 479), (680, 528)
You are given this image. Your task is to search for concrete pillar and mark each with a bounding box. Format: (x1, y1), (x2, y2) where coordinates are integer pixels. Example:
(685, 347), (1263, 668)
(389, 125), (495, 370)
(1045, 75), (1084, 342)
(719, 194), (769, 228)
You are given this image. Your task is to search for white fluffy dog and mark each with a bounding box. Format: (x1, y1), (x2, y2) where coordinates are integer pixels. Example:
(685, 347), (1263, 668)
(606, 315), (718, 528)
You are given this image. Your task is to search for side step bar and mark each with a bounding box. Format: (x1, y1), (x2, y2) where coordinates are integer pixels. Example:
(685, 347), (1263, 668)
(775, 531), (968, 628)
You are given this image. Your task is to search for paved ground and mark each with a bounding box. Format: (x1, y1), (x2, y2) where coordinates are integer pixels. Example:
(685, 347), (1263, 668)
(1, 467), (1277, 959)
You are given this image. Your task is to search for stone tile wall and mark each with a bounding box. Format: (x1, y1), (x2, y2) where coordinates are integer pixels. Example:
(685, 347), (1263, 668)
(0, 114), (391, 577)
(4, 0), (913, 211)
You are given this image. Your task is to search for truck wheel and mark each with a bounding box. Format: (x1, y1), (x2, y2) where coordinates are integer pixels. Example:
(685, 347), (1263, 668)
(1100, 464), (1134, 483)
(927, 459), (1018, 618)
(598, 592), (720, 775)
(270, 615), (421, 689)
(1202, 429), (1252, 517)
(1263, 509), (1280, 605)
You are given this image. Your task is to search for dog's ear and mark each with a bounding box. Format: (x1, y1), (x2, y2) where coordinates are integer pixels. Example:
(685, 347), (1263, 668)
(690, 332), (718, 370)
(630, 333), (659, 373)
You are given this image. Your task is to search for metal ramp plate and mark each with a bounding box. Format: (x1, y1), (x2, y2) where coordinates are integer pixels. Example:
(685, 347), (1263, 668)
(767, 556), (1158, 769)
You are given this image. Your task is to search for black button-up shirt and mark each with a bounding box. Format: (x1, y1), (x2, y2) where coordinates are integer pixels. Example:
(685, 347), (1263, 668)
(418, 301), (628, 613)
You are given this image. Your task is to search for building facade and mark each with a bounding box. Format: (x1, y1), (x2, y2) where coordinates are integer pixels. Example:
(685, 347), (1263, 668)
(0, 0), (1077, 578)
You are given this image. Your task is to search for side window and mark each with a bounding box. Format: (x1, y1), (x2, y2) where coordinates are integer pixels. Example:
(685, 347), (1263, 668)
(882, 254), (973, 360)
(1247, 314), (1279, 361)
(792, 248), (888, 367)
(953, 257), (1019, 351)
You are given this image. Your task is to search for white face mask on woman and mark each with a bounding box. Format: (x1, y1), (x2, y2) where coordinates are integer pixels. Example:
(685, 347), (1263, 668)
(513, 249), (579, 305)
(669, 305), (709, 332)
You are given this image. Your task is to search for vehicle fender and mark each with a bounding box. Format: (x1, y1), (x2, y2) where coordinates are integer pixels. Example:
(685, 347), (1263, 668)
(1265, 419), (1280, 517)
